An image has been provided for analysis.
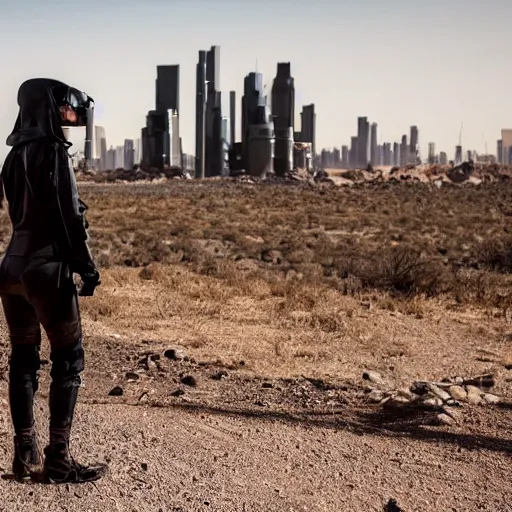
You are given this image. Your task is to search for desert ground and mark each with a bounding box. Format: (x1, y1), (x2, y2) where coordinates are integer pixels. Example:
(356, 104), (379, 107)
(0, 179), (511, 511)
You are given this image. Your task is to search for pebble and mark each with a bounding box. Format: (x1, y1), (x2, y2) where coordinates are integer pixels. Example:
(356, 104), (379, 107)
(466, 389), (483, 405)
(482, 393), (501, 405)
(368, 389), (384, 403)
(181, 375), (197, 387)
(164, 348), (187, 361)
(108, 386), (123, 397)
(448, 385), (467, 401)
(362, 370), (384, 385)
(436, 413), (455, 426)
(125, 372), (140, 382)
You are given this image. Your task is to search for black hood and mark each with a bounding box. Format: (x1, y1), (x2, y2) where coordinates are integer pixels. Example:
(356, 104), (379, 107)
(6, 78), (73, 148)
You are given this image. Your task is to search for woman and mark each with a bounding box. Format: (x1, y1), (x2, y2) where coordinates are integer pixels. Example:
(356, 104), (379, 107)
(0, 78), (106, 483)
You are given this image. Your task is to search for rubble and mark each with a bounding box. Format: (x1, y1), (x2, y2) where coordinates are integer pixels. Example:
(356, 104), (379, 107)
(363, 372), (501, 425)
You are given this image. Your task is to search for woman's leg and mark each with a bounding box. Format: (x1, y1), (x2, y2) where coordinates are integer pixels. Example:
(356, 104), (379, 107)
(1, 294), (42, 477)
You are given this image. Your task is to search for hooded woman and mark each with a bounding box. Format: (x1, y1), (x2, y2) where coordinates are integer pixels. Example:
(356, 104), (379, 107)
(0, 78), (106, 483)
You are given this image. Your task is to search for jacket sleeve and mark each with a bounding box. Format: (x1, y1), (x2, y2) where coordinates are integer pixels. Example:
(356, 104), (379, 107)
(51, 144), (96, 274)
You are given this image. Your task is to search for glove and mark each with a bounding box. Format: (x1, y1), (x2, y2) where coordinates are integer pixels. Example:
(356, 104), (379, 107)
(78, 268), (101, 297)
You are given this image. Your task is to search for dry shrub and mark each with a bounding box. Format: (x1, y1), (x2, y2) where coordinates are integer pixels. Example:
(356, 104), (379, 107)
(80, 293), (124, 321)
(477, 236), (512, 272)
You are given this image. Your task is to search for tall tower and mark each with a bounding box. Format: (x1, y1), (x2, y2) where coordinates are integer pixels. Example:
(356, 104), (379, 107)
(410, 125), (419, 164)
(204, 46), (222, 177)
(393, 142), (400, 167)
(229, 91), (236, 147)
(400, 134), (408, 166)
(300, 104), (316, 157)
(156, 65), (180, 113)
(497, 139), (503, 163)
(370, 123), (378, 165)
(271, 62), (295, 175)
(242, 72), (266, 164)
(428, 142), (435, 164)
(357, 117), (369, 168)
(195, 50), (207, 178)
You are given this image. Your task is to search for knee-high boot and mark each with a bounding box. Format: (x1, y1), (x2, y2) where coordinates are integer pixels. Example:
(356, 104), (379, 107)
(9, 343), (42, 478)
(44, 337), (107, 483)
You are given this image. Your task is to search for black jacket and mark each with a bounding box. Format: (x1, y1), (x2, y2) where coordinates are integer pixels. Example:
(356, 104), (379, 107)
(0, 78), (95, 275)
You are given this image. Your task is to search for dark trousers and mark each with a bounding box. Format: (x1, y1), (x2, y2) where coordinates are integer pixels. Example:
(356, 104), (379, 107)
(0, 252), (84, 445)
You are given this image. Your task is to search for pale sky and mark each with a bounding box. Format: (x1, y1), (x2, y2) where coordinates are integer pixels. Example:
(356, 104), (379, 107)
(0, 0), (510, 161)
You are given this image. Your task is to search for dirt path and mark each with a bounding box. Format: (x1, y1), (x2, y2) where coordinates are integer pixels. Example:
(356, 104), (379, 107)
(0, 363), (511, 512)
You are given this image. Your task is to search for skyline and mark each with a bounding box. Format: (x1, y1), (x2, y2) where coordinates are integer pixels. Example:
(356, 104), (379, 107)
(0, 0), (510, 161)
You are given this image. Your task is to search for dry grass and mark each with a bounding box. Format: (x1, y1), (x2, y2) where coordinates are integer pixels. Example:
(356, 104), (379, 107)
(1, 180), (512, 380)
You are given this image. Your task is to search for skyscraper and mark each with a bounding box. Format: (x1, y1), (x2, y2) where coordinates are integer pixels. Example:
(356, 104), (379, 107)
(502, 129), (512, 165)
(167, 110), (180, 167)
(497, 139), (503, 163)
(439, 152), (448, 165)
(242, 72), (266, 161)
(428, 142), (435, 164)
(142, 110), (168, 169)
(300, 104), (316, 157)
(370, 123), (378, 165)
(383, 143), (392, 166)
(94, 126), (107, 171)
(230, 91), (236, 147)
(156, 65), (180, 112)
(357, 117), (369, 168)
(195, 50), (207, 178)
(455, 145), (462, 164)
(123, 139), (134, 170)
(349, 137), (358, 168)
(410, 126), (419, 164)
(341, 145), (349, 169)
(205, 46), (222, 177)
(393, 142), (400, 167)
(400, 135), (408, 166)
(271, 62), (295, 175)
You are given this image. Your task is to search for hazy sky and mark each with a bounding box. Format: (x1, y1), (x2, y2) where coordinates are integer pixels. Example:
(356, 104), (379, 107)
(0, 0), (510, 160)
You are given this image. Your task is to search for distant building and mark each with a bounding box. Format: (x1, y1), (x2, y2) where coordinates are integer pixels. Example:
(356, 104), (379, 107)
(428, 142), (435, 164)
(410, 126), (419, 164)
(124, 139), (134, 170)
(400, 134), (408, 166)
(357, 117), (370, 168)
(370, 123), (378, 165)
(341, 145), (349, 168)
(205, 45), (222, 177)
(300, 104), (316, 157)
(501, 129), (512, 165)
(393, 142), (400, 167)
(454, 145), (462, 164)
(271, 62), (295, 175)
(156, 65), (179, 113)
(497, 139), (503, 163)
(349, 136), (358, 168)
(439, 151), (448, 165)
(106, 146), (116, 171)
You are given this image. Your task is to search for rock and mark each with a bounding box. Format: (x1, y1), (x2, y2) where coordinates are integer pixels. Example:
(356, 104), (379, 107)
(211, 370), (228, 381)
(261, 382), (274, 389)
(171, 389), (185, 397)
(466, 387), (483, 405)
(384, 498), (404, 512)
(436, 413), (455, 426)
(423, 397), (443, 407)
(164, 348), (187, 361)
(125, 372), (140, 382)
(368, 389), (384, 403)
(465, 385), (483, 396)
(397, 388), (416, 401)
(181, 375), (197, 387)
(141, 463), (148, 471)
(428, 384), (451, 402)
(108, 386), (123, 397)
(362, 370), (384, 386)
(482, 393), (501, 405)
(448, 385), (467, 401)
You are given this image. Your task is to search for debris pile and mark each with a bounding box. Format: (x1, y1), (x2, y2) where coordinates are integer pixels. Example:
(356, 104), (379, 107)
(332, 163), (512, 186)
(363, 371), (502, 426)
(76, 166), (192, 183)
